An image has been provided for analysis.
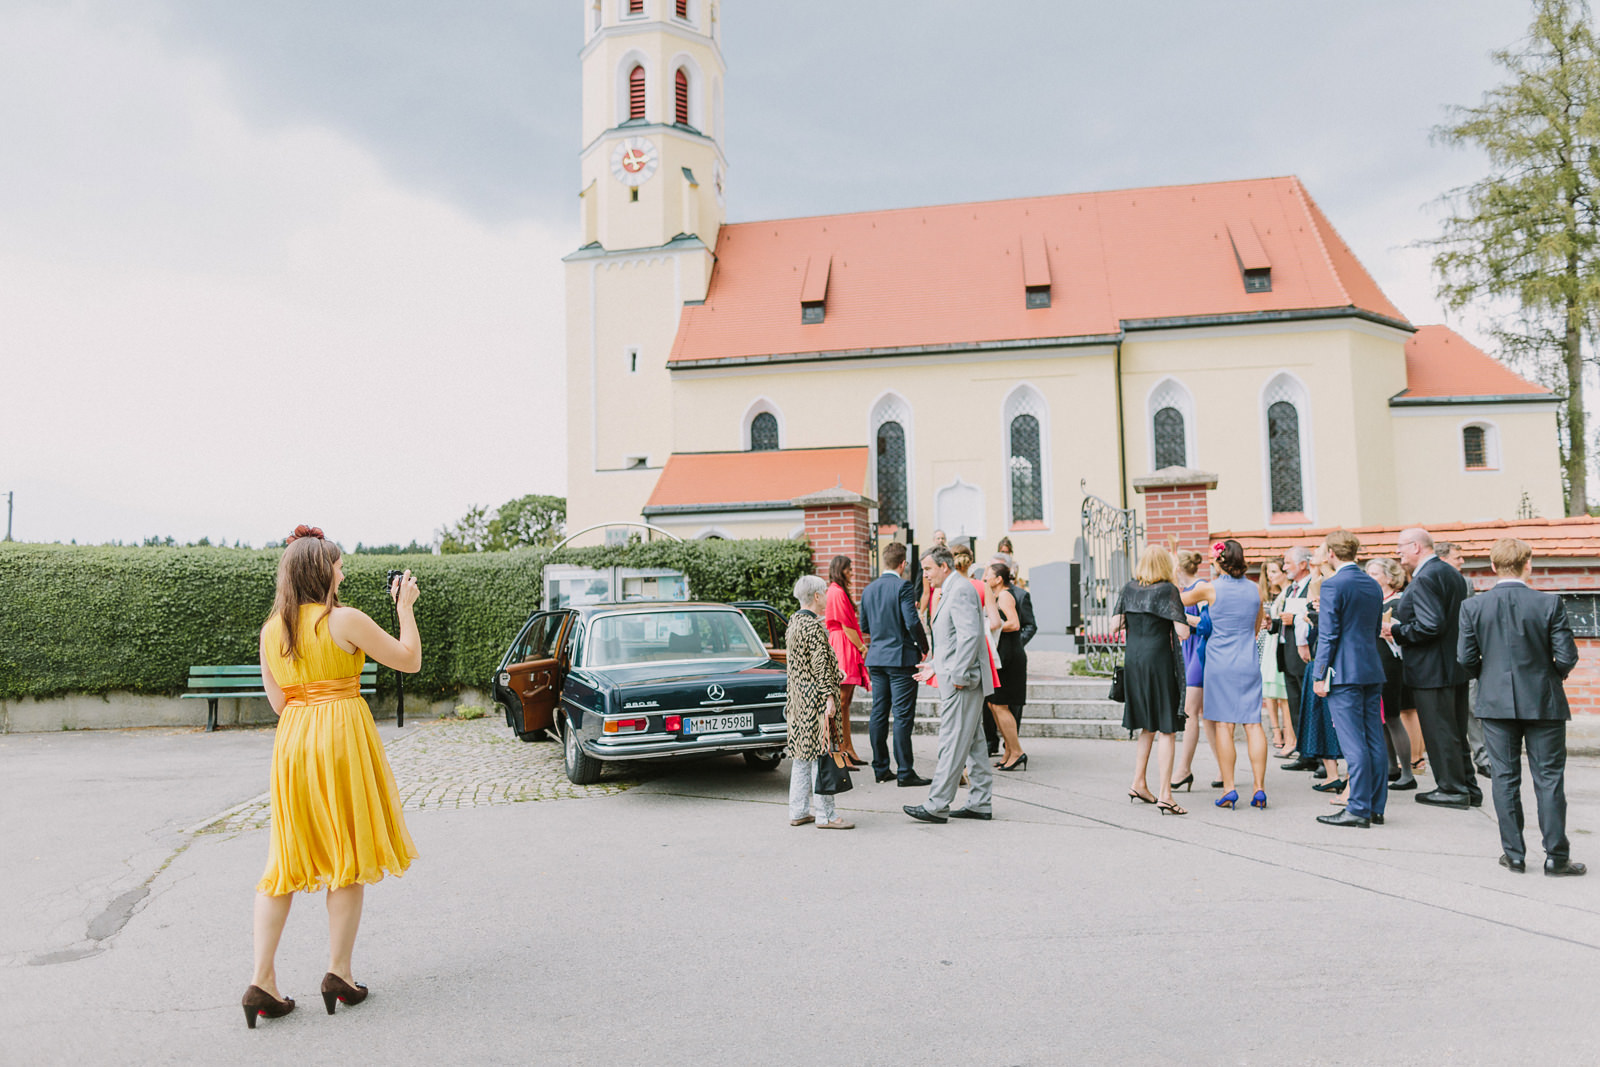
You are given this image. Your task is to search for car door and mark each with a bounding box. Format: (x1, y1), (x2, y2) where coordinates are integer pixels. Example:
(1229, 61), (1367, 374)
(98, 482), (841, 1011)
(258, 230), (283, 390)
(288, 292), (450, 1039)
(734, 602), (788, 666)
(505, 611), (571, 734)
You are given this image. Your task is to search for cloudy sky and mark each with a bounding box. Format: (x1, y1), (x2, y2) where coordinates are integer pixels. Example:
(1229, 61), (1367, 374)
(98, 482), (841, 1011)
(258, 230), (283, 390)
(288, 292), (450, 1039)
(1, 0), (1534, 547)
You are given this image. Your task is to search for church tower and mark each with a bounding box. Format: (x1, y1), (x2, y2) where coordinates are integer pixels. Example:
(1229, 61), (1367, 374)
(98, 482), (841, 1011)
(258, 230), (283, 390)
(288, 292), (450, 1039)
(564, 0), (727, 542)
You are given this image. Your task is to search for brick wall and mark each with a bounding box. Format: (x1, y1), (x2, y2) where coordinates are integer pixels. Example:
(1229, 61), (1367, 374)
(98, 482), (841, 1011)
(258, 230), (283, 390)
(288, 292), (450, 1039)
(802, 502), (871, 600)
(1140, 483), (1211, 552)
(1463, 562), (1600, 715)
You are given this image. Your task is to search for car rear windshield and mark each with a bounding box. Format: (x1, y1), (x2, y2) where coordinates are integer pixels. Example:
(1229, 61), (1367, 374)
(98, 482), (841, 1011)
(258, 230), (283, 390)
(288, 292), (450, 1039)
(585, 610), (767, 667)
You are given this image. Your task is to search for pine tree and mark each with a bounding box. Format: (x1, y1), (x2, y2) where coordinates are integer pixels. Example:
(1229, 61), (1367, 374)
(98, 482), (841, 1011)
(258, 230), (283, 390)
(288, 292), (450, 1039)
(1430, 0), (1600, 514)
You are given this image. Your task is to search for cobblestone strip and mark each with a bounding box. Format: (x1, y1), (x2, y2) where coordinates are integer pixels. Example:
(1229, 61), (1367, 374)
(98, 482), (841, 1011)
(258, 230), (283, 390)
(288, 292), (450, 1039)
(194, 718), (640, 836)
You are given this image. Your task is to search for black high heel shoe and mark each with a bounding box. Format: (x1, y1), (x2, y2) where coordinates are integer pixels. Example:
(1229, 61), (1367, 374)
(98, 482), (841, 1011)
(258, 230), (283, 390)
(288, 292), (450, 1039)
(998, 753), (1028, 772)
(321, 972), (369, 1015)
(1171, 773), (1194, 792)
(242, 985), (295, 1029)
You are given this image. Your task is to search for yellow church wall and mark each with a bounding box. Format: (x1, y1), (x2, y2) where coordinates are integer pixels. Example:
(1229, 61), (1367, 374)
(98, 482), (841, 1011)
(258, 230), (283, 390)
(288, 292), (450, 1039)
(1390, 407), (1565, 523)
(667, 346), (1124, 567)
(1119, 321), (1410, 533)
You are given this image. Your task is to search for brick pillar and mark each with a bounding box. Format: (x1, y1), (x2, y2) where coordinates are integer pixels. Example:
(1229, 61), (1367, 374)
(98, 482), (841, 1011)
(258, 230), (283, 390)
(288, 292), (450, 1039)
(792, 488), (874, 600)
(1132, 467), (1218, 553)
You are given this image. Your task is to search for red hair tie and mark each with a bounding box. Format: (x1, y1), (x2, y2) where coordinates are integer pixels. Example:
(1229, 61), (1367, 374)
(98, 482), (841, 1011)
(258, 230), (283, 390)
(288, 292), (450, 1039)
(285, 524), (325, 545)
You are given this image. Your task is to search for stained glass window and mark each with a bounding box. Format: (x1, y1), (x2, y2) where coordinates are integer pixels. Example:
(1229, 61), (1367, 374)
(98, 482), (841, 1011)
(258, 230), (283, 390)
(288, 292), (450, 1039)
(876, 421), (907, 527)
(1009, 414), (1043, 523)
(1267, 400), (1303, 513)
(1154, 407), (1186, 469)
(749, 412), (778, 451)
(1463, 425), (1488, 469)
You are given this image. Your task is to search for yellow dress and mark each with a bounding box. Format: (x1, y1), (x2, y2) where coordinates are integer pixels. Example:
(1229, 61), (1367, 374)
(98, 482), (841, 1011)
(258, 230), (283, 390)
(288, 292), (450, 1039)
(257, 605), (417, 895)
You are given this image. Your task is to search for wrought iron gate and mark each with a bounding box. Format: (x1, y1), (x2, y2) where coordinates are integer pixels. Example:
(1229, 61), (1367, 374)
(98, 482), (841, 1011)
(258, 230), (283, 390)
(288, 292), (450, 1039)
(1078, 487), (1140, 675)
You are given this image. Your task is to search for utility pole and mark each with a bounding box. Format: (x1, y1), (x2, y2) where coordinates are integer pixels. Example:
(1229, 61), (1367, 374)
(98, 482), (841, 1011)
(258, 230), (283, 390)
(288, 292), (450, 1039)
(4, 491), (11, 541)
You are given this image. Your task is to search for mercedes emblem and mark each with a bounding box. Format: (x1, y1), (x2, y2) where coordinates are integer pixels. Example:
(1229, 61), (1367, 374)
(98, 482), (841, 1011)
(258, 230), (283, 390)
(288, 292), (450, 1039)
(706, 684), (725, 700)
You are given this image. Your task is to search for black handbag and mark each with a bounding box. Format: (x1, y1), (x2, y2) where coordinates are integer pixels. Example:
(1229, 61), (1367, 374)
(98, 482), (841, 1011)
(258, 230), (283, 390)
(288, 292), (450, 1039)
(1108, 665), (1126, 703)
(815, 750), (853, 795)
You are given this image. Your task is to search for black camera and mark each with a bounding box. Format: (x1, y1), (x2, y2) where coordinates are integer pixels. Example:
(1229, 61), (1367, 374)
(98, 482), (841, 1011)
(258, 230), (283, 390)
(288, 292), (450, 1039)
(386, 569), (405, 599)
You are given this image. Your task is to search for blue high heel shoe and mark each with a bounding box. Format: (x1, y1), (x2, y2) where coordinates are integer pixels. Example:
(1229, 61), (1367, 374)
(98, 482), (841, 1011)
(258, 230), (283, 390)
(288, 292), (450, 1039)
(1251, 790), (1267, 809)
(1215, 789), (1238, 809)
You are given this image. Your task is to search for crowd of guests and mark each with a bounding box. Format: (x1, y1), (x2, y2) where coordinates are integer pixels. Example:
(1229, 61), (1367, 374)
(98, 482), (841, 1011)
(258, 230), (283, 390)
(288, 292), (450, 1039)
(1110, 527), (1585, 877)
(782, 532), (1037, 829)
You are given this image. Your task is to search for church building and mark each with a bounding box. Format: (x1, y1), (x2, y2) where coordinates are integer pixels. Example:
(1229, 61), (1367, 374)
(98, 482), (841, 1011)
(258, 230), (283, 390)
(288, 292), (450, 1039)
(563, 1), (1564, 580)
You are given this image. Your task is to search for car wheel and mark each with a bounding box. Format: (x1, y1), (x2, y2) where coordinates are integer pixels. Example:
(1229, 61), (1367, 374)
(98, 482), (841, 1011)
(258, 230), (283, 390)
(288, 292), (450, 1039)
(563, 717), (603, 785)
(743, 750), (783, 771)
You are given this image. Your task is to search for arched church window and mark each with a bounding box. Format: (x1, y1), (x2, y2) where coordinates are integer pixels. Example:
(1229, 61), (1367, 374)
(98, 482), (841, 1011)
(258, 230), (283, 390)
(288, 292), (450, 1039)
(1267, 401), (1303, 514)
(1462, 422), (1499, 470)
(750, 412), (779, 451)
(1003, 385), (1049, 526)
(628, 65), (646, 120)
(1153, 408), (1186, 470)
(1009, 416), (1044, 523)
(1146, 377), (1194, 471)
(675, 69), (689, 125)
(876, 421), (907, 527)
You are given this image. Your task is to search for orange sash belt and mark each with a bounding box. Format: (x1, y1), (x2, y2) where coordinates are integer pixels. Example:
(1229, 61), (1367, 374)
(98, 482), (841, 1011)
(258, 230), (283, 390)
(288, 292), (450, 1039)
(281, 676), (361, 706)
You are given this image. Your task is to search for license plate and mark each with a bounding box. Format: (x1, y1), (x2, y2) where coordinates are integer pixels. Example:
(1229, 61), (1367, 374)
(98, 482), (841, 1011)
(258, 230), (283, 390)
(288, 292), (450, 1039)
(683, 712), (754, 735)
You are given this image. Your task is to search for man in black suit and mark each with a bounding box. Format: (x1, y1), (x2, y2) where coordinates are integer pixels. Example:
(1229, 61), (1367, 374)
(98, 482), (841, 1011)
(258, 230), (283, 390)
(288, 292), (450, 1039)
(1458, 538), (1585, 876)
(860, 541), (930, 786)
(1386, 527), (1479, 808)
(1277, 546), (1317, 772)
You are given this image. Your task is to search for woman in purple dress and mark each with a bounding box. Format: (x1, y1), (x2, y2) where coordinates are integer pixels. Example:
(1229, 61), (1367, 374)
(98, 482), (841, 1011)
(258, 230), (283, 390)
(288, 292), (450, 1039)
(1182, 541), (1267, 809)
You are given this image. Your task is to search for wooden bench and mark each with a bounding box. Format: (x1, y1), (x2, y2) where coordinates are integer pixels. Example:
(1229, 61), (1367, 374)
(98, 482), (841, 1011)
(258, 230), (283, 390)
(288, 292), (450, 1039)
(182, 664), (379, 731)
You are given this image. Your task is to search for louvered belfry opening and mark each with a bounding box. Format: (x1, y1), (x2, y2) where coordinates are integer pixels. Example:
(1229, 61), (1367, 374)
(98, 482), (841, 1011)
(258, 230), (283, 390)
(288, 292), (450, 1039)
(628, 65), (646, 120)
(675, 69), (689, 125)
(628, 0), (644, 13)
(876, 422), (907, 527)
(676, 0), (688, 17)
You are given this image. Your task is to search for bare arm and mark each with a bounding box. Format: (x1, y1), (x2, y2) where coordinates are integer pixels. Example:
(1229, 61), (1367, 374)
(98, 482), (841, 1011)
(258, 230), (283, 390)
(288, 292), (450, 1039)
(259, 630), (286, 715)
(328, 571), (422, 672)
(1179, 581), (1214, 607)
(997, 589), (1020, 632)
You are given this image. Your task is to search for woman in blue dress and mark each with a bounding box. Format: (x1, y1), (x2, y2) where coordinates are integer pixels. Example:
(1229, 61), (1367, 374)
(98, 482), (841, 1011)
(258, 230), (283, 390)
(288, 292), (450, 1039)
(1182, 541), (1268, 809)
(1169, 550), (1217, 793)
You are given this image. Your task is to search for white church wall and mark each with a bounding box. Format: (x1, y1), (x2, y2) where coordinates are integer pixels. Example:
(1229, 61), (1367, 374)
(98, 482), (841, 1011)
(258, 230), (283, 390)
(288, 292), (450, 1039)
(1391, 406), (1564, 522)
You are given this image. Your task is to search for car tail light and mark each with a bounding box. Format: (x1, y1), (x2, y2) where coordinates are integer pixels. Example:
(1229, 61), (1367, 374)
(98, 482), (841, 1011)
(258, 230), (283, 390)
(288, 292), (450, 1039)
(603, 717), (649, 734)
(664, 715), (682, 733)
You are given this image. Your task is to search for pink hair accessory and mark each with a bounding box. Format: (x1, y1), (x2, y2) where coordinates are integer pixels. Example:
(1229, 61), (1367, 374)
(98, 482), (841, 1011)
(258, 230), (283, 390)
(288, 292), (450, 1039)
(1211, 541), (1227, 558)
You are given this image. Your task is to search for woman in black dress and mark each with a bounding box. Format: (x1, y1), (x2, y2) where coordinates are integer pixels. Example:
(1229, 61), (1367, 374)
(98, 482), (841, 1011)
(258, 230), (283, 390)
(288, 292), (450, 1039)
(1111, 545), (1193, 815)
(984, 561), (1028, 771)
(1366, 557), (1417, 790)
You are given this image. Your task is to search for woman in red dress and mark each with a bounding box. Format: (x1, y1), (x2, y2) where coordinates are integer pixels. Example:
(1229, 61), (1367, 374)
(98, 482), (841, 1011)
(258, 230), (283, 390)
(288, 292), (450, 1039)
(824, 555), (869, 768)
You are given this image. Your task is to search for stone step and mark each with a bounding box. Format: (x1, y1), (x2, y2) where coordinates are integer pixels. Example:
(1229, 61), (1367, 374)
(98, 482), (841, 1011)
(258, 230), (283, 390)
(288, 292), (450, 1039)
(911, 698), (1123, 721)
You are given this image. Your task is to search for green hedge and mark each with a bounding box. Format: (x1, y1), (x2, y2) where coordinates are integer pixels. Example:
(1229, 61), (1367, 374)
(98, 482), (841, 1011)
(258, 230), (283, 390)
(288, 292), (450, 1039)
(0, 539), (811, 701)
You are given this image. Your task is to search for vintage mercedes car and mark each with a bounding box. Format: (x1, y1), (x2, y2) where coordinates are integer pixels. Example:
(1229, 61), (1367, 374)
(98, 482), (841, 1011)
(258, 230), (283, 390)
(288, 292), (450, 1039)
(492, 601), (791, 784)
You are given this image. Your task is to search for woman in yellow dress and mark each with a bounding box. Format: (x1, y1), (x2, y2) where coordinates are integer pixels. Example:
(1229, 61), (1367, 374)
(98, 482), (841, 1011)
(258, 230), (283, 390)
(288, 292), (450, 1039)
(242, 525), (421, 1029)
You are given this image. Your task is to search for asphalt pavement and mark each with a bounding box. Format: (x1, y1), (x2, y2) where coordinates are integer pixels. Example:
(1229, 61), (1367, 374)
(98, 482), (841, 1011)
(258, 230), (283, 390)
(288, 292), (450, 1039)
(2, 720), (1598, 1066)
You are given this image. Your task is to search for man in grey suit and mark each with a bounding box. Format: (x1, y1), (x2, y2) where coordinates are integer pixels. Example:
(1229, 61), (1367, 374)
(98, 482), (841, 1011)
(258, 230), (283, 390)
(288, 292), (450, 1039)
(1458, 538), (1585, 877)
(904, 546), (995, 824)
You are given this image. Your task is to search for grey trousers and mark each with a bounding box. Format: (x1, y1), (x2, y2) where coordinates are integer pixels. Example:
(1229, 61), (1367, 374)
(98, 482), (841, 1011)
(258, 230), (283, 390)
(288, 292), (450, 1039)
(924, 680), (994, 816)
(1481, 718), (1569, 865)
(1466, 680), (1489, 773)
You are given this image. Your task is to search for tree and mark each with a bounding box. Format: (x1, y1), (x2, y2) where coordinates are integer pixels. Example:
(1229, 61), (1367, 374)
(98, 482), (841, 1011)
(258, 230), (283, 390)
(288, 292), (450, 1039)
(1429, 0), (1600, 514)
(486, 494), (566, 551)
(437, 504), (491, 554)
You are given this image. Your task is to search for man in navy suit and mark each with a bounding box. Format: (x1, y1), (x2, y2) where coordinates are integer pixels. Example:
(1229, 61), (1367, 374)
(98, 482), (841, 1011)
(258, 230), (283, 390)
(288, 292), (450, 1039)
(860, 541), (930, 786)
(1313, 530), (1389, 828)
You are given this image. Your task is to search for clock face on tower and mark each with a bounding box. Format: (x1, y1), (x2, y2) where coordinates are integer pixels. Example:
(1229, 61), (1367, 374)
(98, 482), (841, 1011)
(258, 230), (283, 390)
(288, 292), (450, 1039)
(610, 137), (658, 187)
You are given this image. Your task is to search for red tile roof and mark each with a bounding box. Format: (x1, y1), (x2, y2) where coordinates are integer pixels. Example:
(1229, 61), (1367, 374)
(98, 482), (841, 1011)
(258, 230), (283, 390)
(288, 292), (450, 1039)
(670, 176), (1409, 366)
(643, 447), (869, 511)
(1213, 517), (1600, 562)
(1398, 324), (1551, 400)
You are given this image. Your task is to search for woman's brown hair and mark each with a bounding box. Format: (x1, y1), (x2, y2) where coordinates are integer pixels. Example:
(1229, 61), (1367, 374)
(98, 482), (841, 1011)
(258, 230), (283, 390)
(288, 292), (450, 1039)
(827, 554), (852, 592)
(1215, 539), (1247, 579)
(1257, 558), (1285, 600)
(270, 534), (343, 659)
